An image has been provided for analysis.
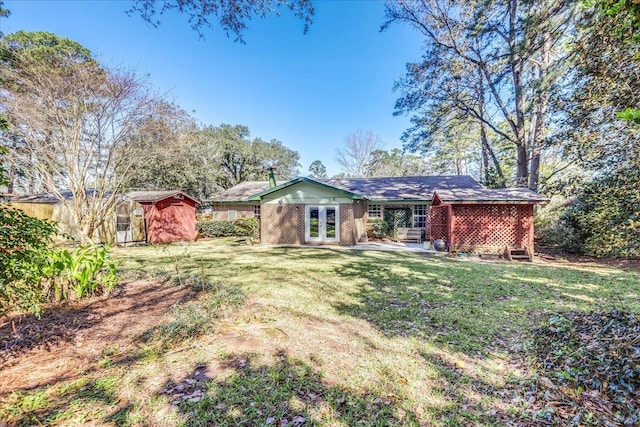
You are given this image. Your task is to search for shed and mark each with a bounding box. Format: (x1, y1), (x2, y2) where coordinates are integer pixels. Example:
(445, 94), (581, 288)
(431, 188), (548, 256)
(128, 190), (200, 244)
(10, 189), (199, 245)
(9, 190), (127, 243)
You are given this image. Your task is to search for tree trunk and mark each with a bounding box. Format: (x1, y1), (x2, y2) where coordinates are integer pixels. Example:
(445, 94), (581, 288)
(509, 0), (529, 186)
(529, 22), (552, 191)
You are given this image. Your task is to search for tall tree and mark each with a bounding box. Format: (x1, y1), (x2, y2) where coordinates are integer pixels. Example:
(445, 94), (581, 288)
(0, 31), (159, 243)
(365, 148), (430, 177)
(335, 129), (384, 177)
(558, 2), (640, 174)
(384, 0), (575, 190)
(308, 160), (327, 178)
(129, 0), (314, 41)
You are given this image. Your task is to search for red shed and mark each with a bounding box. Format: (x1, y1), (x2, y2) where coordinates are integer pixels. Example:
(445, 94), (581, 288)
(128, 190), (200, 244)
(431, 188), (548, 257)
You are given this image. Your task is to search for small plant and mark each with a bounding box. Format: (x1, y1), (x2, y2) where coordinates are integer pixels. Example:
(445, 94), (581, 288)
(142, 278), (245, 348)
(0, 204), (58, 317)
(43, 244), (121, 301)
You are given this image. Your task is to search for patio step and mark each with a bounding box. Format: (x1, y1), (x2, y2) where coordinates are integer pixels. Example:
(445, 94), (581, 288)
(505, 247), (532, 262)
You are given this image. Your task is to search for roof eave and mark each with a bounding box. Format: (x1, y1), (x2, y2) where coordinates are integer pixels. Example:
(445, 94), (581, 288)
(248, 177), (365, 201)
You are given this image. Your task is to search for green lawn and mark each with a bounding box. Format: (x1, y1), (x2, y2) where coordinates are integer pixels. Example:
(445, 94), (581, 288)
(2, 239), (639, 426)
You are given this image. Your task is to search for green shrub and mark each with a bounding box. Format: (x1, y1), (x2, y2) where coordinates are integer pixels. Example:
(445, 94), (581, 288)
(369, 218), (388, 239)
(234, 217), (260, 238)
(197, 220), (237, 237)
(197, 217), (260, 238)
(0, 204), (57, 317)
(558, 169), (640, 258)
(43, 244), (121, 301)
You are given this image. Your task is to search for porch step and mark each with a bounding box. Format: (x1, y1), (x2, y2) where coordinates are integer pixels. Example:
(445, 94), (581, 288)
(505, 247), (532, 262)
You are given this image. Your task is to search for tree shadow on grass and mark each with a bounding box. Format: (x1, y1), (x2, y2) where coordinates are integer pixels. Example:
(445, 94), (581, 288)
(1, 375), (121, 427)
(164, 351), (421, 427)
(329, 250), (640, 356)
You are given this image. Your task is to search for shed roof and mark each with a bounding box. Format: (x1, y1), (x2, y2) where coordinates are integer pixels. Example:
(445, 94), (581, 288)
(317, 175), (484, 202)
(127, 190), (200, 204)
(11, 189), (103, 203)
(206, 181), (270, 202)
(433, 188), (549, 204)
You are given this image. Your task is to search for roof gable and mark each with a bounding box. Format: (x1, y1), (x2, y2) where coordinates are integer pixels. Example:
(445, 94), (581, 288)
(247, 177), (364, 201)
(127, 190), (200, 204)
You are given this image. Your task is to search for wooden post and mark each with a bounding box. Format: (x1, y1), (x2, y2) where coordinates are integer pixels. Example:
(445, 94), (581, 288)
(528, 204), (535, 258)
(448, 204), (455, 251)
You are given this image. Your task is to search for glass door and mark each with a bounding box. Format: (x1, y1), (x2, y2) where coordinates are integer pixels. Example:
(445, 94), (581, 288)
(305, 205), (339, 243)
(115, 201), (132, 243)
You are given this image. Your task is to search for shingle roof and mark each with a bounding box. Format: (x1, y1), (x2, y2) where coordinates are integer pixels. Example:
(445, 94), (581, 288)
(127, 190), (200, 204)
(317, 175), (484, 201)
(207, 175), (547, 204)
(434, 188), (549, 203)
(11, 189), (103, 203)
(11, 189), (200, 204)
(205, 181), (270, 202)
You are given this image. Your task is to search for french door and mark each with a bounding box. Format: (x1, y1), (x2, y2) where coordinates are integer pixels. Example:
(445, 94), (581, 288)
(305, 205), (339, 243)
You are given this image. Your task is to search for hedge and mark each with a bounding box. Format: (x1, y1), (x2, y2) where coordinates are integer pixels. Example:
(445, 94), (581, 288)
(197, 217), (260, 239)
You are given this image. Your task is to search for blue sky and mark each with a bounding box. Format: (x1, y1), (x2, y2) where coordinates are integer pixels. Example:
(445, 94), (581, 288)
(1, 0), (424, 178)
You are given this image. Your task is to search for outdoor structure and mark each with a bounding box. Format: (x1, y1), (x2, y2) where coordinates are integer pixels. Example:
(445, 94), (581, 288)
(10, 190), (199, 245)
(127, 190), (199, 244)
(206, 175), (548, 254)
(430, 188), (547, 255)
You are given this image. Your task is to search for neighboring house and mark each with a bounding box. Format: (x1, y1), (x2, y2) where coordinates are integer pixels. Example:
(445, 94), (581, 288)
(10, 190), (199, 245)
(205, 175), (547, 255)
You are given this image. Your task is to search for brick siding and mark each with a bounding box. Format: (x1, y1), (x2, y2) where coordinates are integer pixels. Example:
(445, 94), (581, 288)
(261, 203), (306, 244)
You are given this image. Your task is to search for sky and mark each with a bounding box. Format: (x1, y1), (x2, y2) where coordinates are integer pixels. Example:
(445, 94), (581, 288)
(0, 0), (425, 178)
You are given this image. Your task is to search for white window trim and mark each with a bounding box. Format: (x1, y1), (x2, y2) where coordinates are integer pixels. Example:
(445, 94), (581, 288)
(305, 205), (340, 243)
(368, 204), (382, 218)
(413, 204), (428, 228)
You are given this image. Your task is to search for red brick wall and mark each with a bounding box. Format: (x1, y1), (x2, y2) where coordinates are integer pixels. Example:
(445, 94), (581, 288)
(340, 202), (367, 246)
(339, 203), (356, 246)
(261, 203), (306, 244)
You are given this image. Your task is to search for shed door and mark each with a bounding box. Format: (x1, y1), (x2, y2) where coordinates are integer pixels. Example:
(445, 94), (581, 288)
(116, 201), (132, 243)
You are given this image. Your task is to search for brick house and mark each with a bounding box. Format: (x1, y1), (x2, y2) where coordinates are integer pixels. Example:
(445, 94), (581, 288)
(205, 175), (547, 254)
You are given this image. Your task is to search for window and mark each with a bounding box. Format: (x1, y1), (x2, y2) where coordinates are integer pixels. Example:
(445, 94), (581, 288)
(413, 204), (428, 228)
(228, 210), (237, 221)
(368, 204), (382, 218)
(253, 204), (261, 218)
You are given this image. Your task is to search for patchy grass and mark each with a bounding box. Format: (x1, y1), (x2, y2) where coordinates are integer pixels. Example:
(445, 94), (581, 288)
(1, 238), (639, 426)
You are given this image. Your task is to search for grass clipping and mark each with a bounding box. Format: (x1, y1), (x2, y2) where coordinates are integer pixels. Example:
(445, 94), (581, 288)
(143, 275), (245, 349)
(531, 310), (639, 426)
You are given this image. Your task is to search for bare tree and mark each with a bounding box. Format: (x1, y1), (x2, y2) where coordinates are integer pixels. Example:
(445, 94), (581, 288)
(335, 129), (384, 177)
(2, 49), (158, 243)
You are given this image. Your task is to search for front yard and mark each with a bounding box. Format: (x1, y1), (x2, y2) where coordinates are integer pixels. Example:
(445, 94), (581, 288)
(1, 239), (639, 426)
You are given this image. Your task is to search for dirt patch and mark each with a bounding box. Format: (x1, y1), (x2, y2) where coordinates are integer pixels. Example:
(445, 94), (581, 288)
(536, 246), (640, 272)
(0, 280), (196, 396)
